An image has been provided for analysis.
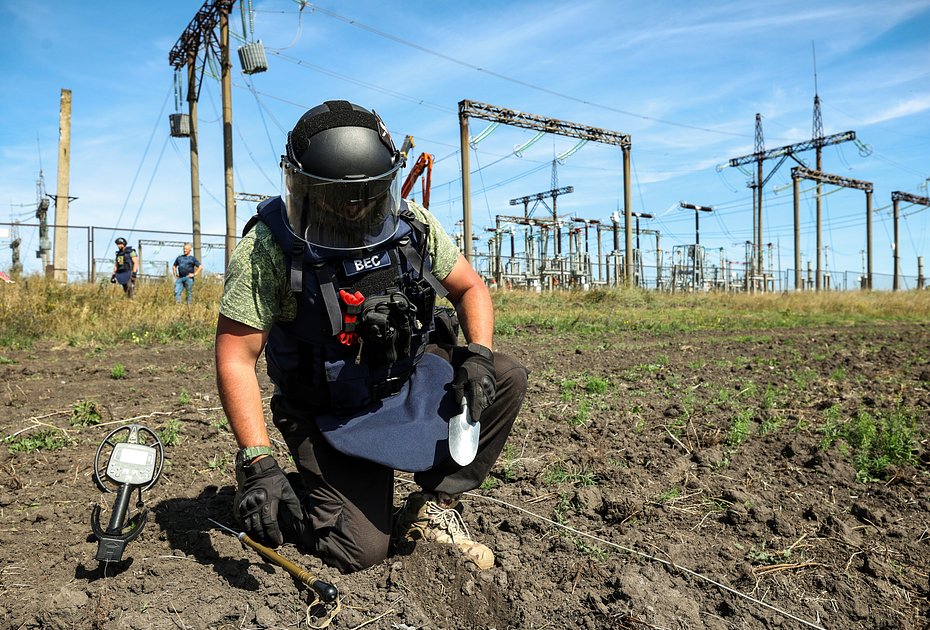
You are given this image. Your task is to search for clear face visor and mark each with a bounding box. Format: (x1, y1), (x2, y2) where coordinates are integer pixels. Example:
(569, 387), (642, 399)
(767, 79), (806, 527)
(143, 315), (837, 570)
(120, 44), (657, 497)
(281, 159), (402, 250)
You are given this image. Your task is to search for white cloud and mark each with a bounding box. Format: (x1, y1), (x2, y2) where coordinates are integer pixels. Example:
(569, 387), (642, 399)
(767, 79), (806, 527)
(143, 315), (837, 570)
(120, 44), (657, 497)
(862, 95), (930, 125)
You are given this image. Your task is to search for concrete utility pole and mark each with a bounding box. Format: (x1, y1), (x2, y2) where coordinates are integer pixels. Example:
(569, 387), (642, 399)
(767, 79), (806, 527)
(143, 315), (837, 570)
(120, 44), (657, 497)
(458, 100), (632, 283)
(53, 88), (72, 282)
(187, 56), (202, 262)
(220, 9), (235, 267)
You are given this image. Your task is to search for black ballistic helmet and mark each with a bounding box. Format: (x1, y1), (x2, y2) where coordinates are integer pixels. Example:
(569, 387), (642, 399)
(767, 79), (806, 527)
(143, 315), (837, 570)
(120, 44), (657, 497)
(115, 237), (127, 246)
(281, 100), (404, 250)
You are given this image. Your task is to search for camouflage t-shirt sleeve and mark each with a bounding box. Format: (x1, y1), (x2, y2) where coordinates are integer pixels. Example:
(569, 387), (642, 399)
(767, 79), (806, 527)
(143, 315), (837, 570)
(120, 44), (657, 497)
(405, 200), (460, 281)
(218, 222), (296, 330)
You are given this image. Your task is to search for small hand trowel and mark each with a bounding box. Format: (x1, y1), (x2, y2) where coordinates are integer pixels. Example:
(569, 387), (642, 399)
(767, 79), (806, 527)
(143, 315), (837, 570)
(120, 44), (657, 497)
(448, 398), (480, 466)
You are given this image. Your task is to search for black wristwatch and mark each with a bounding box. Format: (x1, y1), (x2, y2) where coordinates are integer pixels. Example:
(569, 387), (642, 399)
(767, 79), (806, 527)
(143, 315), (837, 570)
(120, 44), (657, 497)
(466, 342), (493, 361)
(235, 445), (274, 469)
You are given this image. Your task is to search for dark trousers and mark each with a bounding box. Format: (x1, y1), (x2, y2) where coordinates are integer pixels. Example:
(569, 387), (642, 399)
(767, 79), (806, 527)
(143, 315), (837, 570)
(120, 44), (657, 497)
(271, 346), (528, 573)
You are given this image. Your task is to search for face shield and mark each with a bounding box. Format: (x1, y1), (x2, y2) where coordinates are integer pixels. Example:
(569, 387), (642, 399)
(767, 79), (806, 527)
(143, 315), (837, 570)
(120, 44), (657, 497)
(281, 157), (402, 250)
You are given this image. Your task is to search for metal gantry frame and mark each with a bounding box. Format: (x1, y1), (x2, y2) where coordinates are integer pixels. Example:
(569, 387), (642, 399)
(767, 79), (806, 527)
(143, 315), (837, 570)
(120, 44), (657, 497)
(458, 100), (635, 284)
(792, 166), (873, 290)
(890, 191), (930, 290)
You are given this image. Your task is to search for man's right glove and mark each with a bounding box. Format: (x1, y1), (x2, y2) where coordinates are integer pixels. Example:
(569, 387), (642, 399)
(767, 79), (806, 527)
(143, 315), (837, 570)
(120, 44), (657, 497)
(234, 455), (303, 548)
(110, 274), (116, 284)
(452, 342), (497, 423)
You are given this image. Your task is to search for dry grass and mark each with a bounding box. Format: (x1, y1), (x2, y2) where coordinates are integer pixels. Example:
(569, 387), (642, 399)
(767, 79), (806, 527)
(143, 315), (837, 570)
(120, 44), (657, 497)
(0, 275), (223, 348)
(1, 275), (927, 348)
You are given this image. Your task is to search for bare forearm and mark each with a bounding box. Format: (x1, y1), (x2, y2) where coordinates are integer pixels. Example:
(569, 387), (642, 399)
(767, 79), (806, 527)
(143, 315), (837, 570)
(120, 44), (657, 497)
(455, 284), (494, 349)
(217, 361), (271, 448)
(215, 315), (271, 449)
(443, 256), (495, 350)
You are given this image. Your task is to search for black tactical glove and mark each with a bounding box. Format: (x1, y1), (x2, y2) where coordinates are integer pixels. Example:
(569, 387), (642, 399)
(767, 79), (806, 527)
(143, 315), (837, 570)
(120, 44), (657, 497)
(452, 343), (497, 423)
(234, 456), (303, 547)
(131, 272), (138, 280)
(110, 274), (116, 284)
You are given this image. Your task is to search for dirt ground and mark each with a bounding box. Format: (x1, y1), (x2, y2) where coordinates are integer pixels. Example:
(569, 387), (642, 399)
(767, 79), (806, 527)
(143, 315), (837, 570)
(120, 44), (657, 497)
(1, 321), (928, 629)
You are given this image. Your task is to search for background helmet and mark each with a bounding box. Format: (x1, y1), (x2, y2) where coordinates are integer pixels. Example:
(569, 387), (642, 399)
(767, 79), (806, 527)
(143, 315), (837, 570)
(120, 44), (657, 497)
(115, 237), (127, 246)
(281, 100), (403, 250)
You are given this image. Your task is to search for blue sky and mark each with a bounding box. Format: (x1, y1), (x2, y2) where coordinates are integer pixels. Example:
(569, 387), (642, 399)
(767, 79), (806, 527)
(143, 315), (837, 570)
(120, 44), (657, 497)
(1, 0), (929, 285)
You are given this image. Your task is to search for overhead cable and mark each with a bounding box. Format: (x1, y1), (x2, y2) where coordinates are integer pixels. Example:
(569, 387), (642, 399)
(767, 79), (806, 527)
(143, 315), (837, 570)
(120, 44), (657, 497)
(298, 2), (754, 139)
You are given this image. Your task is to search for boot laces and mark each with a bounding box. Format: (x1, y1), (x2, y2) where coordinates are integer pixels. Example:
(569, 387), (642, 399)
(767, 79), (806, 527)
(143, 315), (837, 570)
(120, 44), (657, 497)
(424, 500), (472, 543)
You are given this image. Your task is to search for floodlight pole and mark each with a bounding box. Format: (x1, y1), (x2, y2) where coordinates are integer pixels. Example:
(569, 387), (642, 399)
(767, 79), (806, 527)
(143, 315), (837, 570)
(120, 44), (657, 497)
(679, 203), (712, 246)
(630, 212), (653, 251)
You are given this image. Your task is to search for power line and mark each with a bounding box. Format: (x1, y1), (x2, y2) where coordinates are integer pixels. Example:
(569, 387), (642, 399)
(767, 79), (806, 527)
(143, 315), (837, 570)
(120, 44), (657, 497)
(299, 3), (754, 139)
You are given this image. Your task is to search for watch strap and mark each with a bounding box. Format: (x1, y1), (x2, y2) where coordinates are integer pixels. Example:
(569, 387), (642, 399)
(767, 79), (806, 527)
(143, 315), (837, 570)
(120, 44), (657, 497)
(236, 445), (274, 468)
(466, 342), (493, 361)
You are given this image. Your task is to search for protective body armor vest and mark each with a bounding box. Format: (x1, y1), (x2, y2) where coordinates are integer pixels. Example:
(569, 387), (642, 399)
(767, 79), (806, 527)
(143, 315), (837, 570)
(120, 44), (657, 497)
(114, 247), (135, 273)
(250, 197), (448, 413)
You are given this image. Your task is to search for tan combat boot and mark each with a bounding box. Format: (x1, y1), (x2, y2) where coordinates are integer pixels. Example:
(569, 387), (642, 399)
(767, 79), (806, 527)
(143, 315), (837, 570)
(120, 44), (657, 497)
(395, 491), (494, 570)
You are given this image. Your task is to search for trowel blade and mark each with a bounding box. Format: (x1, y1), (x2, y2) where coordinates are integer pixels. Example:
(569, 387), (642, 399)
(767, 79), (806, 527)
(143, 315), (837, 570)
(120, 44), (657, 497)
(448, 398), (480, 466)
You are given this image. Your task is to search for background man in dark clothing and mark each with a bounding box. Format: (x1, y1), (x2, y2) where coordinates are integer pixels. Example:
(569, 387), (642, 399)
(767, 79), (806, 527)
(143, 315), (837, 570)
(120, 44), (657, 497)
(111, 237), (138, 298)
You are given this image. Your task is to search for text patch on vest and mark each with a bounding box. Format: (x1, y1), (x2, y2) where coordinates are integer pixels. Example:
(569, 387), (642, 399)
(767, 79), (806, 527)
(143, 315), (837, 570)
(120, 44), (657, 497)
(343, 251), (390, 277)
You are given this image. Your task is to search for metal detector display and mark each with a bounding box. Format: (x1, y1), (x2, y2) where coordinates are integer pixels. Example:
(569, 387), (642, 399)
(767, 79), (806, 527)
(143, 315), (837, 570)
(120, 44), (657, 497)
(91, 424), (164, 564)
(105, 442), (158, 485)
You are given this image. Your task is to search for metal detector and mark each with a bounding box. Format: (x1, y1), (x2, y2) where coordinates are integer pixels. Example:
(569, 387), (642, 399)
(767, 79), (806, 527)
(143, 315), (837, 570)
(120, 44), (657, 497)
(90, 424), (164, 564)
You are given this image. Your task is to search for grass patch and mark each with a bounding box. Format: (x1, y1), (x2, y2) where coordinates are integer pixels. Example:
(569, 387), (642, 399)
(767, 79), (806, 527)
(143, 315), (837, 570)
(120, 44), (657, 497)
(6, 429), (74, 453)
(543, 462), (598, 487)
(110, 363), (126, 380)
(158, 419), (183, 447)
(820, 407), (919, 482)
(70, 399), (103, 426)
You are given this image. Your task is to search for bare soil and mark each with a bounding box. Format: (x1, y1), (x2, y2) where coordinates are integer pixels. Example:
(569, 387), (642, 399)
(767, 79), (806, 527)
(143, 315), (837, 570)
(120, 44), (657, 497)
(1, 322), (928, 629)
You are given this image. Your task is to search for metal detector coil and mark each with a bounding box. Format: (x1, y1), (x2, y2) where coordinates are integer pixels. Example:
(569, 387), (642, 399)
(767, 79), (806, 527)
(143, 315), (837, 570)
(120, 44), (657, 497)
(90, 424), (164, 564)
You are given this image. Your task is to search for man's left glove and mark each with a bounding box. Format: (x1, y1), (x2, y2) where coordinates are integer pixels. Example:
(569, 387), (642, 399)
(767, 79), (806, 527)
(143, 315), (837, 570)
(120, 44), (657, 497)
(131, 272), (137, 280)
(234, 456), (303, 548)
(452, 342), (497, 423)
(110, 274), (116, 284)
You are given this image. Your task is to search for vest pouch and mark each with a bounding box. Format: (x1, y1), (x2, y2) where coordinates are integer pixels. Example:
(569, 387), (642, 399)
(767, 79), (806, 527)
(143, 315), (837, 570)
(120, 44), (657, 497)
(357, 292), (417, 367)
(323, 358), (372, 411)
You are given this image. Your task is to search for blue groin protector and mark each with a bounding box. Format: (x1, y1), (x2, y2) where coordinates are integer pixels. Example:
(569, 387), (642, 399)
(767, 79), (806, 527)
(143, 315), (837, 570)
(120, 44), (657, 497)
(314, 353), (459, 472)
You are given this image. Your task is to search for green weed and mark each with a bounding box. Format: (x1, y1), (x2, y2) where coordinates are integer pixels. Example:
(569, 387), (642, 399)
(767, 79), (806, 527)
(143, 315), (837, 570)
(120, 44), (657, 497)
(6, 429), (74, 453)
(178, 389), (191, 405)
(820, 407), (919, 482)
(726, 407), (754, 446)
(70, 399), (103, 426)
(207, 453), (230, 471)
(110, 363), (126, 379)
(543, 463), (598, 487)
(656, 486), (681, 503)
(158, 419), (183, 447)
